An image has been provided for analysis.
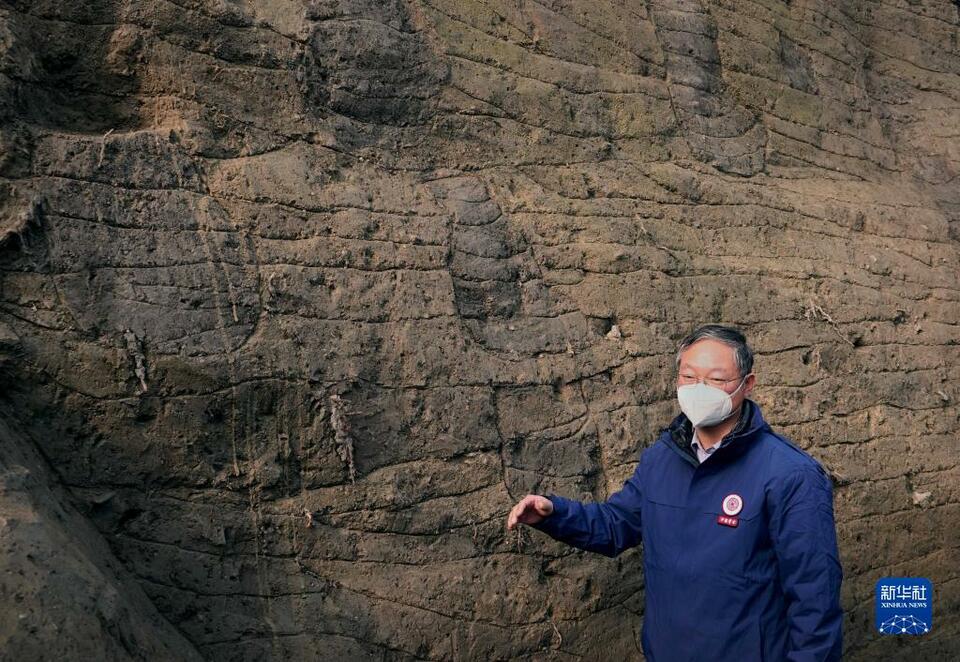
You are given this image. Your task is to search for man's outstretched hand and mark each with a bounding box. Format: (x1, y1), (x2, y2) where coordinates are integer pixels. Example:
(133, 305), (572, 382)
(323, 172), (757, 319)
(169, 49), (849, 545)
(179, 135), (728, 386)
(506, 494), (554, 530)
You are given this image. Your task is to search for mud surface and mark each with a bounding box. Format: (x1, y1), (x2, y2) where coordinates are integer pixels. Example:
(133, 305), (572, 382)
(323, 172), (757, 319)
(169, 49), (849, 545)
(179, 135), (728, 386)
(0, 0), (958, 660)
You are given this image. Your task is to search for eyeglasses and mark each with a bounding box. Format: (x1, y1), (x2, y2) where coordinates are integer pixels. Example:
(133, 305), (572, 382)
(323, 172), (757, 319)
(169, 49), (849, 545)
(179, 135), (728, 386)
(677, 374), (746, 389)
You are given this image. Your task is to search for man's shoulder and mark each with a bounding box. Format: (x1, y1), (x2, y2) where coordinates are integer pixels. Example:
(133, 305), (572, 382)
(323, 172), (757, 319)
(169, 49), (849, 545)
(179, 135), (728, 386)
(636, 438), (664, 460)
(629, 433), (678, 472)
(757, 427), (829, 481)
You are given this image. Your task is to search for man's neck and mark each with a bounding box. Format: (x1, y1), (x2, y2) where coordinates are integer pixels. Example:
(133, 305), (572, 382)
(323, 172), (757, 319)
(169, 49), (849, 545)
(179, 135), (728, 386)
(694, 404), (744, 450)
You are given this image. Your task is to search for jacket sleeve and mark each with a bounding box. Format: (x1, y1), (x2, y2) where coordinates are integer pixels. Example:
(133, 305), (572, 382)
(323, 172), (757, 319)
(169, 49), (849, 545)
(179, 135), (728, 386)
(528, 460), (643, 558)
(768, 465), (844, 662)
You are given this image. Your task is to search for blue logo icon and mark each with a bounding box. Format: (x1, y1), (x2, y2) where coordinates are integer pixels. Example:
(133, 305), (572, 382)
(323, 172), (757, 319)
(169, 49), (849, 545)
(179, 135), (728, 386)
(875, 577), (932, 635)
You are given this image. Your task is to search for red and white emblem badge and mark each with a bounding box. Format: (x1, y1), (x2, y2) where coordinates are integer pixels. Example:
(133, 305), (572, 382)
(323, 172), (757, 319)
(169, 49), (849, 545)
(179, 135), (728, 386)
(722, 493), (743, 517)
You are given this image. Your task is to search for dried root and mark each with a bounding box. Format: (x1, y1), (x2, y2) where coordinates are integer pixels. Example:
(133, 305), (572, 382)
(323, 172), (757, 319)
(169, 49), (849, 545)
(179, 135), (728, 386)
(329, 393), (356, 483)
(123, 328), (148, 393)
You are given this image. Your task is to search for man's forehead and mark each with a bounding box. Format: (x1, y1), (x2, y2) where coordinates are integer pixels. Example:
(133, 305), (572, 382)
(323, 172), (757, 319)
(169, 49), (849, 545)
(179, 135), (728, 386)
(678, 339), (738, 369)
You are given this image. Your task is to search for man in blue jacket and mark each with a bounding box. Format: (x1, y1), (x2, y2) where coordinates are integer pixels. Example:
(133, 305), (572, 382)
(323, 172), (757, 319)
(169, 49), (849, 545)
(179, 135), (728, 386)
(507, 324), (843, 661)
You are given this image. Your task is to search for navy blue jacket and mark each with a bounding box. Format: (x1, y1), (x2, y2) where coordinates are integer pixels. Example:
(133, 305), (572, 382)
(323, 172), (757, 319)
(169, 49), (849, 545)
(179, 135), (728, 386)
(531, 399), (843, 661)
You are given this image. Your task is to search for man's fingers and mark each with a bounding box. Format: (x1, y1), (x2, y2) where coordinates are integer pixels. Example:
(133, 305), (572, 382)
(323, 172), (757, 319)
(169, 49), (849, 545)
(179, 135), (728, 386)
(534, 495), (554, 517)
(506, 503), (519, 530)
(518, 497), (536, 521)
(507, 500), (527, 529)
(506, 495), (552, 531)
(507, 496), (532, 530)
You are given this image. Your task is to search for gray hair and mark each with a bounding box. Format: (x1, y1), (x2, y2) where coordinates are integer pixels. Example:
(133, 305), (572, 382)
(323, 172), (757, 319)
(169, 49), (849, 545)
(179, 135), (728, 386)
(675, 324), (754, 377)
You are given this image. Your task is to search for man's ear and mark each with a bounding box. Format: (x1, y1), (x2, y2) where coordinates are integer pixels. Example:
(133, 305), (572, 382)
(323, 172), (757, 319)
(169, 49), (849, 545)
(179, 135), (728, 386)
(743, 373), (756, 396)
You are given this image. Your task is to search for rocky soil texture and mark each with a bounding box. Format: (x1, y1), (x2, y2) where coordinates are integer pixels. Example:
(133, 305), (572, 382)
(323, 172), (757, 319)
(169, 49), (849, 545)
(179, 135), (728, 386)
(1, 0), (958, 660)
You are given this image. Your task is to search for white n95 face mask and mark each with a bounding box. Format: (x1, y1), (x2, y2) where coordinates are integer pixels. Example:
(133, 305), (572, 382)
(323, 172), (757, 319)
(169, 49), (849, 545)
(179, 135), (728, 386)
(676, 376), (747, 428)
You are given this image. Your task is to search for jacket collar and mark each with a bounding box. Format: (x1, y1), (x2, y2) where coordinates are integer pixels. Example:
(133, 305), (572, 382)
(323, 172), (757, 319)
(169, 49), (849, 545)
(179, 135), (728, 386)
(665, 398), (769, 466)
